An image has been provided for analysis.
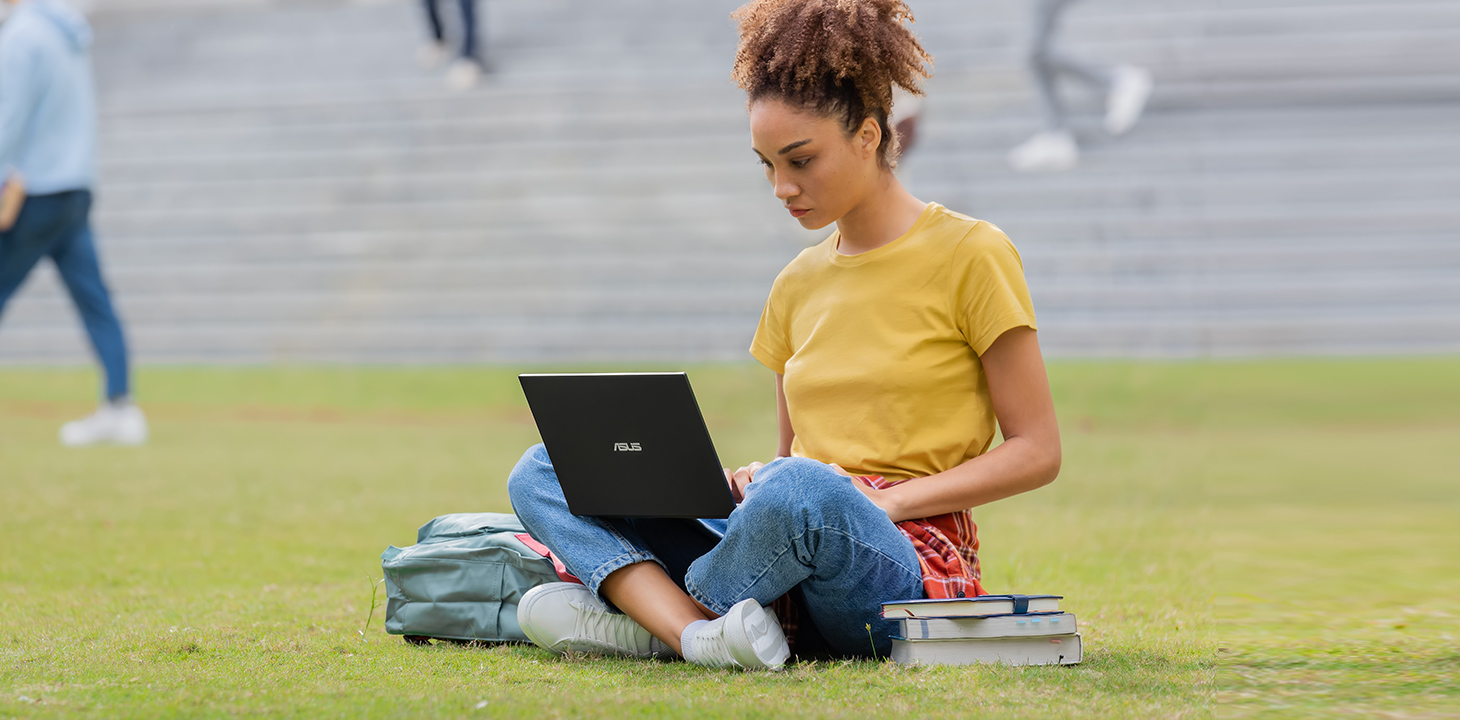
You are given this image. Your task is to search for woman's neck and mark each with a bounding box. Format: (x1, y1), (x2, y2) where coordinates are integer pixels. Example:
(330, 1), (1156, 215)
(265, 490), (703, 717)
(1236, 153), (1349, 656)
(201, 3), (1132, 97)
(834, 173), (928, 256)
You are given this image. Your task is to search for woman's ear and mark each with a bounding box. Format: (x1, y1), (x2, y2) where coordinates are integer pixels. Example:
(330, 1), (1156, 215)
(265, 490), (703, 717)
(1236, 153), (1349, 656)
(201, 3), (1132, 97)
(858, 117), (882, 160)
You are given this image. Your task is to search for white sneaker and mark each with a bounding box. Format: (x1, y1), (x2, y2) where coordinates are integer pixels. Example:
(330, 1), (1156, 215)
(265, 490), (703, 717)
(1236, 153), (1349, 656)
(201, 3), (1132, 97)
(1105, 65), (1152, 136)
(417, 41), (449, 69)
(688, 598), (790, 671)
(516, 582), (671, 658)
(60, 404), (148, 447)
(444, 57), (483, 91)
(1008, 130), (1079, 173)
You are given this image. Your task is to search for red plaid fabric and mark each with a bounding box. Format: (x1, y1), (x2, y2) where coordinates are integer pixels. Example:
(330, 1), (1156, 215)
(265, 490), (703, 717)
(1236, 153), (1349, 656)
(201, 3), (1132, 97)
(854, 475), (987, 600)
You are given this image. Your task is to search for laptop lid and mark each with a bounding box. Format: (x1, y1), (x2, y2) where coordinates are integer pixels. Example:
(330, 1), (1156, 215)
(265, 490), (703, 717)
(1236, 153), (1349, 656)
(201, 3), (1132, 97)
(518, 372), (737, 519)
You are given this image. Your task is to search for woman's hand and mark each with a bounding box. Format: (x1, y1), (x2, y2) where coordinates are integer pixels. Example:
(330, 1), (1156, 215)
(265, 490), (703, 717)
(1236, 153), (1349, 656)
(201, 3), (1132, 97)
(829, 463), (899, 518)
(865, 327), (1061, 521)
(723, 461), (766, 503)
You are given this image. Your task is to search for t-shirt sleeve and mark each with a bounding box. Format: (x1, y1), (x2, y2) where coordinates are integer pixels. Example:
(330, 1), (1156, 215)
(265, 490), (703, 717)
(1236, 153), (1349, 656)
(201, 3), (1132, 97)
(749, 278), (793, 374)
(952, 224), (1038, 356)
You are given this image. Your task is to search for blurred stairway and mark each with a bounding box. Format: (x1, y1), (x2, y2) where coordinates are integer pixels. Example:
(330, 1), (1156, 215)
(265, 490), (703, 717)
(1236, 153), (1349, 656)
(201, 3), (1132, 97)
(0, 0), (1456, 364)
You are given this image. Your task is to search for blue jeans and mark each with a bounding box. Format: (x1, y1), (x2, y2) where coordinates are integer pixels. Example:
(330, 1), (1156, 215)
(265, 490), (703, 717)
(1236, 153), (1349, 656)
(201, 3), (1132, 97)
(0, 190), (130, 401)
(423, 0), (480, 60)
(507, 445), (926, 657)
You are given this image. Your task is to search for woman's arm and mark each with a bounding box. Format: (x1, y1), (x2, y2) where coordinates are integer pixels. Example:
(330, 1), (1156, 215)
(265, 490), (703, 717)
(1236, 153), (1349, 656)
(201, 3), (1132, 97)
(727, 372), (796, 500)
(775, 373), (795, 457)
(850, 326), (1061, 522)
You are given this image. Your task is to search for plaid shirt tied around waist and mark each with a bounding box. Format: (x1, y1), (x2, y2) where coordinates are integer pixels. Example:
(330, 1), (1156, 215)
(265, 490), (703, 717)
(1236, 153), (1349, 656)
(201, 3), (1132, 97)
(854, 474), (987, 600)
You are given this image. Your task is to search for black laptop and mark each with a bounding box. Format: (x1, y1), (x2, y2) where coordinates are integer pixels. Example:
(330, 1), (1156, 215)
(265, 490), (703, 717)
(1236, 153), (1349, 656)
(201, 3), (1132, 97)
(518, 373), (738, 519)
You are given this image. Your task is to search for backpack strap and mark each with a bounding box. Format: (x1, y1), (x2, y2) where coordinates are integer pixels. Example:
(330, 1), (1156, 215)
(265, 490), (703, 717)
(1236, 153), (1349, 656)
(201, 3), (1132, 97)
(514, 533), (584, 585)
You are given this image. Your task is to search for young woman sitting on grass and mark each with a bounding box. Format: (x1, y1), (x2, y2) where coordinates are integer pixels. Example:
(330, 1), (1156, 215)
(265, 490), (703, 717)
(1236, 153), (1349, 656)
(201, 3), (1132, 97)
(507, 0), (1061, 670)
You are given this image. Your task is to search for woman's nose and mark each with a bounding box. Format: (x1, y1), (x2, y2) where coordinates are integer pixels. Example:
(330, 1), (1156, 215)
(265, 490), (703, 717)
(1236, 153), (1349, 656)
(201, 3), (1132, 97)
(773, 176), (798, 201)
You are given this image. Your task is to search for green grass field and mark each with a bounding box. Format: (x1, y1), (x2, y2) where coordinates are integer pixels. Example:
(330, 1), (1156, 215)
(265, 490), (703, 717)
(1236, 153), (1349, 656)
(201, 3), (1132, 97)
(2, 359), (1456, 719)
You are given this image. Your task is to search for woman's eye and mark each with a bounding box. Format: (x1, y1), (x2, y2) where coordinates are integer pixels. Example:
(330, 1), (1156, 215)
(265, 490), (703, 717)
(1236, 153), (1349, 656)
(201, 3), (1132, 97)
(791, 158), (811, 168)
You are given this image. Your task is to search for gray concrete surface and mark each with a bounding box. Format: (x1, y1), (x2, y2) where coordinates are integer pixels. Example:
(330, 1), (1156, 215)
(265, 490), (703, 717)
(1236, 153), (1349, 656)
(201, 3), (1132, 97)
(2, 0), (1457, 363)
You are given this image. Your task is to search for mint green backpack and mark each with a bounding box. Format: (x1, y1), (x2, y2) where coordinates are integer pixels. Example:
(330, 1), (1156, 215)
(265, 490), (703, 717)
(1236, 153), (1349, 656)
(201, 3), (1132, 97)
(380, 513), (561, 644)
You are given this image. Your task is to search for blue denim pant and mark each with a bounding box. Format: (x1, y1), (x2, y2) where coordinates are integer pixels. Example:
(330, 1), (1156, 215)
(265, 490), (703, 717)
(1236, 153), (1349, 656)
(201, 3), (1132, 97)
(507, 445), (925, 656)
(0, 190), (130, 401)
(423, 0), (480, 60)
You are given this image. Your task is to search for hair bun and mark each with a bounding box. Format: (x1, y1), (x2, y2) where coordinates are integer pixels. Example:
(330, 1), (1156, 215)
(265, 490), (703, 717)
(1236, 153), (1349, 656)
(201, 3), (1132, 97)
(732, 0), (933, 165)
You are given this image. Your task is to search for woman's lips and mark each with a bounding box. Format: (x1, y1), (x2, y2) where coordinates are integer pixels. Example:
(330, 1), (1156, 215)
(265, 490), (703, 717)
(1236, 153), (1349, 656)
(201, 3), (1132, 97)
(788, 207), (810, 218)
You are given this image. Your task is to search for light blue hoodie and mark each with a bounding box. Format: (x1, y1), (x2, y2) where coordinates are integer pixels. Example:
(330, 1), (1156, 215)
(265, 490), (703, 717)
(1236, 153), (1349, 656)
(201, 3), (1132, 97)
(0, 0), (96, 195)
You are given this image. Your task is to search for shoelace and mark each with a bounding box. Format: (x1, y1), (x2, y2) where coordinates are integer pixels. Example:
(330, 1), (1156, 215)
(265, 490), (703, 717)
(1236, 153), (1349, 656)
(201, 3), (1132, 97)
(690, 619), (739, 668)
(570, 598), (648, 654)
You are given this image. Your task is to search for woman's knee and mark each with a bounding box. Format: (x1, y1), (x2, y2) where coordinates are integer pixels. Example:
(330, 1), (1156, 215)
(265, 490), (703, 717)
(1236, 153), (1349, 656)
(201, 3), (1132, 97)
(744, 457), (862, 514)
(755, 456), (838, 484)
(506, 443), (557, 506)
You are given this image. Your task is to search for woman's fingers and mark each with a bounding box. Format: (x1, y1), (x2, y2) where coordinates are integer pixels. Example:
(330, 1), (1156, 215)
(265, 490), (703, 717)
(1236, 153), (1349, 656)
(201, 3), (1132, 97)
(724, 461), (772, 503)
(723, 468), (744, 502)
(729, 466), (756, 502)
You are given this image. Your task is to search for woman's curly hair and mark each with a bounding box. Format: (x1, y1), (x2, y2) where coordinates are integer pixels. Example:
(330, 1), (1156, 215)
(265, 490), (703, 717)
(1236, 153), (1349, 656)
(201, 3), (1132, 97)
(732, 0), (932, 167)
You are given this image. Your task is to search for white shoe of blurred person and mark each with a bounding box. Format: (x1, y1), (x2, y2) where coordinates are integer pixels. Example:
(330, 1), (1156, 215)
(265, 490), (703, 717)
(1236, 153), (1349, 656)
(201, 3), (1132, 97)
(1008, 130), (1079, 173)
(417, 40), (449, 69)
(60, 401), (148, 447)
(682, 598), (790, 671)
(517, 582), (672, 658)
(1105, 65), (1152, 136)
(445, 57), (483, 91)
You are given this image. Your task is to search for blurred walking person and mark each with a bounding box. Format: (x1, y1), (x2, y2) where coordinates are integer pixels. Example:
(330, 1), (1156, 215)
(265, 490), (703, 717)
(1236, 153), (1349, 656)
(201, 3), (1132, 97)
(1008, 0), (1151, 172)
(0, 0), (147, 445)
(419, 0), (484, 90)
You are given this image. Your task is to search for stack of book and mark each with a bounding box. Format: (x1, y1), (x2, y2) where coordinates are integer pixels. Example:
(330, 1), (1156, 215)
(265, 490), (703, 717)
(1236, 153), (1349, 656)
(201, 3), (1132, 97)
(881, 594), (1081, 666)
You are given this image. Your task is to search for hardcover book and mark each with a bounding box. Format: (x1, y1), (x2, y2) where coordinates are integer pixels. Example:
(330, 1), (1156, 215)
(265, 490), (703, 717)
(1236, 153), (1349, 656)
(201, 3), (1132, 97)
(881, 594), (1061, 619)
(896, 612), (1077, 640)
(890, 633), (1082, 666)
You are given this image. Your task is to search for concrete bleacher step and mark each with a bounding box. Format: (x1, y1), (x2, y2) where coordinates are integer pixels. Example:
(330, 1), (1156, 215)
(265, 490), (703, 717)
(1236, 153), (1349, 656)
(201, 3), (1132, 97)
(92, 172), (1460, 229)
(1, 0), (1457, 364)
(78, 232), (1457, 276)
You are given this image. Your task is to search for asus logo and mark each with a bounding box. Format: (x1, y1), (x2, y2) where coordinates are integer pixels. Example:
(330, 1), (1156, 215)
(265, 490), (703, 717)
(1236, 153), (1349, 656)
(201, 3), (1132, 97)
(613, 442), (643, 452)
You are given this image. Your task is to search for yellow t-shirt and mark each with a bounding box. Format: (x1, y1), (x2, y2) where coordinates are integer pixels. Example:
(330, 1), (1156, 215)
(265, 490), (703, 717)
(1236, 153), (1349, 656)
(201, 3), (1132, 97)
(750, 203), (1037, 483)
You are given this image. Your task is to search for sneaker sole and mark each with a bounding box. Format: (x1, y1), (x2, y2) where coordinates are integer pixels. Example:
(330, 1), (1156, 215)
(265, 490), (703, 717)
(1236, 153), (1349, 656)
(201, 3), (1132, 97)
(721, 599), (789, 670)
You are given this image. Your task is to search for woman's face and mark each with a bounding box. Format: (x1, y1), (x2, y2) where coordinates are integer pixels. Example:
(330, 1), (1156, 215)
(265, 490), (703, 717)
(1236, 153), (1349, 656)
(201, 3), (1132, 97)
(749, 98), (881, 230)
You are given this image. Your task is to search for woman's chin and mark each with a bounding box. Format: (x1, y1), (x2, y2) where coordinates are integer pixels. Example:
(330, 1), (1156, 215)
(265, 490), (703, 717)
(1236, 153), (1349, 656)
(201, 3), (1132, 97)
(796, 214), (833, 231)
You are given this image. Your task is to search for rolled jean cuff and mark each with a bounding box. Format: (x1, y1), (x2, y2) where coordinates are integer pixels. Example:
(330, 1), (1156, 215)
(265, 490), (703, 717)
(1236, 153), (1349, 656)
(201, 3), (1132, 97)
(682, 573), (733, 617)
(585, 550), (665, 604)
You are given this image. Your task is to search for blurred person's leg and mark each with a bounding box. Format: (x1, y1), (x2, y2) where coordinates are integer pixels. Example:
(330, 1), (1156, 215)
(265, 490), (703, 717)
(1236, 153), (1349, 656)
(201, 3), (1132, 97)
(0, 191), (145, 445)
(1011, 0), (1083, 172)
(0, 199), (62, 317)
(50, 192), (129, 403)
(422, 0), (445, 43)
(458, 0), (479, 60)
(444, 0), (484, 90)
(1028, 0), (1082, 132)
(48, 191), (147, 446)
(1028, 0), (1151, 137)
(418, 0), (449, 68)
